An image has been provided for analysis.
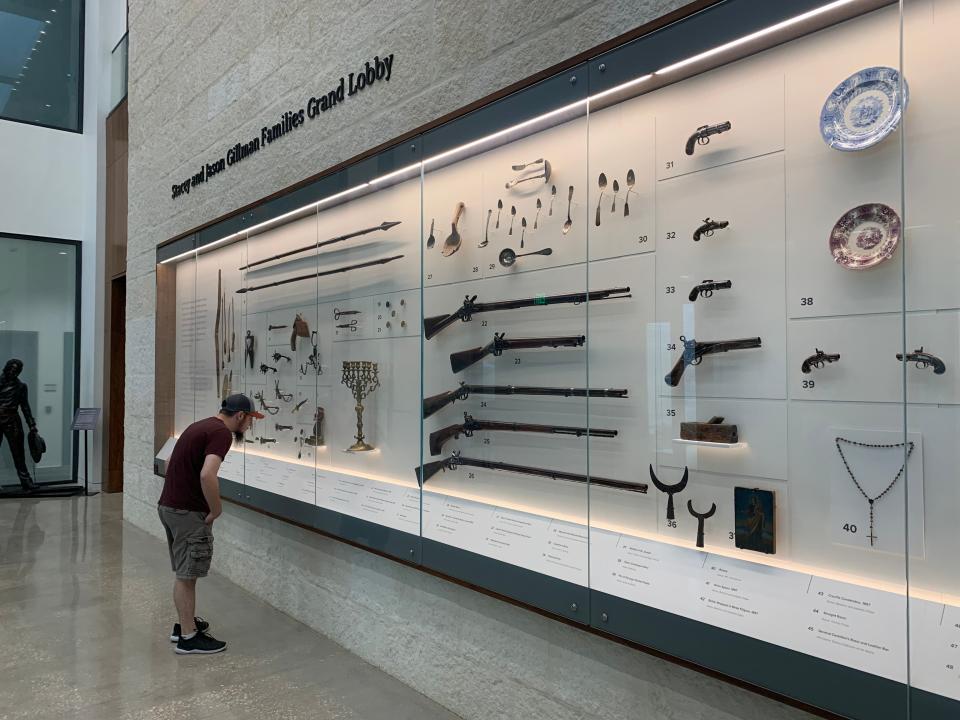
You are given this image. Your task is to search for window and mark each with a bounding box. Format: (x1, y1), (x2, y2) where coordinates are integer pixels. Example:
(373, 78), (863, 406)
(0, 0), (83, 132)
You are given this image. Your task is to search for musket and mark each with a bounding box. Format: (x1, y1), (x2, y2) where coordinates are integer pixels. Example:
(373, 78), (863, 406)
(688, 279), (732, 301)
(685, 121), (732, 156)
(422, 382), (629, 419)
(423, 286), (631, 340)
(429, 412), (617, 456)
(449, 333), (585, 374)
(236, 255), (404, 294)
(896, 347), (946, 374)
(416, 452), (647, 493)
(665, 335), (762, 387)
(801, 349), (840, 374)
(692, 218), (729, 241)
(238, 221), (402, 270)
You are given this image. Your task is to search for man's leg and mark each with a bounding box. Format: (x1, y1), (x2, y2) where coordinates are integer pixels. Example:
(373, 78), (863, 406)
(2, 418), (34, 490)
(173, 578), (197, 636)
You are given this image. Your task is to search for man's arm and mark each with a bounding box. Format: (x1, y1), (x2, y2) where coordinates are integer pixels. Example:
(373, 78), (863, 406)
(199, 454), (223, 524)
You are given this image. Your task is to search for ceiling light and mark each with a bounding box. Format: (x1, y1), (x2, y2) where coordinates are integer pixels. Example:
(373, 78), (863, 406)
(58, 251), (67, 255)
(656, 0), (858, 74)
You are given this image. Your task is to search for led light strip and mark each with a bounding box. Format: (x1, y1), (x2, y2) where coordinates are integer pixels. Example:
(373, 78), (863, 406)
(161, 0), (859, 265)
(655, 0), (858, 74)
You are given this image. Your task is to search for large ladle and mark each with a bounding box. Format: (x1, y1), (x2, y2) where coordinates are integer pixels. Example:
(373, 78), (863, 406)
(442, 202), (466, 257)
(498, 247), (553, 267)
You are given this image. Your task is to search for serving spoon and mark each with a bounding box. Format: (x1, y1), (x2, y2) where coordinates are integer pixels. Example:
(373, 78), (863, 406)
(498, 247), (553, 267)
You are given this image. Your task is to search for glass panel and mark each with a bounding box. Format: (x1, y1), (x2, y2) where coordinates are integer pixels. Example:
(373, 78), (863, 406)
(418, 66), (591, 620)
(586, 2), (909, 717)
(0, 0), (83, 131)
(903, 1), (960, 716)
(109, 33), (127, 111)
(239, 208), (319, 508)
(0, 235), (77, 489)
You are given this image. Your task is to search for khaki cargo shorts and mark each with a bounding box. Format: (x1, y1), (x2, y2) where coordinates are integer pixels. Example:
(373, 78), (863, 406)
(158, 506), (214, 580)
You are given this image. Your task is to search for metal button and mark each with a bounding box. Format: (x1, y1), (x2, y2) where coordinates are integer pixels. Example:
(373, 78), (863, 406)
(569, 75), (577, 85)
(601, 612), (609, 623)
(598, 63), (606, 72)
(570, 602), (578, 612)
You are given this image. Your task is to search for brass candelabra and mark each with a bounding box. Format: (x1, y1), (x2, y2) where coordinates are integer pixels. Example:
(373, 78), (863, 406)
(341, 361), (380, 451)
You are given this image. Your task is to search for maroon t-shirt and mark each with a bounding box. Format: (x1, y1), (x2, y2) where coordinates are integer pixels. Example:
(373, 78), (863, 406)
(159, 417), (233, 512)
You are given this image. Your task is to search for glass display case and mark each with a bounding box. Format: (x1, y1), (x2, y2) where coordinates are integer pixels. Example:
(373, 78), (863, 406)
(155, 1), (960, 716)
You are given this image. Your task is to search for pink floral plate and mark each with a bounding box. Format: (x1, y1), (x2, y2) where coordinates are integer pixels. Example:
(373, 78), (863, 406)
(829, 203), (901, 270)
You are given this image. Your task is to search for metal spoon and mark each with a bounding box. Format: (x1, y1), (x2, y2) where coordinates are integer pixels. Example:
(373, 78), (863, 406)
(509, 205), (516, 235)
(596, 173), (607, 227)
(511, 158), (544, 171)
(548, 185), (557, 216)
(505, 160), (552, 189)
(562, 185), (574, 235)
(534, 198), (542, 230)
(624, 169), (635, 217)
(496, 199), (503, 229)
(611, 179), (619, 213)
(498, 247), (553, 267)
(426, 218), (435, 249)
(480, 208), (491, 248)
(520, 217), (527, 248)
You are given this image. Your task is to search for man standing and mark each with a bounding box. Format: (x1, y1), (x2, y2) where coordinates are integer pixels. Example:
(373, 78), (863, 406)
(158, 394), (262, 654)
(0, 359), (38, 492)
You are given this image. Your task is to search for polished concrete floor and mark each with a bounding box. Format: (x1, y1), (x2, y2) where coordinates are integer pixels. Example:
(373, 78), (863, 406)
(0, 494), (460, 720)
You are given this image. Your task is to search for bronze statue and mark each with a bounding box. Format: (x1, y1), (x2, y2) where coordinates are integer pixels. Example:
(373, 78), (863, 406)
(0, 359), (38, 491)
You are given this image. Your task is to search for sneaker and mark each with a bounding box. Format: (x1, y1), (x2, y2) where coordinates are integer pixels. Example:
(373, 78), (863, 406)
(175, 630), (227, 655)
(170, 616), (210, 642)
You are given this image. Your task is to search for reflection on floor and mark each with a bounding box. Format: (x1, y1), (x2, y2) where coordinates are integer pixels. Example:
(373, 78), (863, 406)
(0, 494), (460, 720)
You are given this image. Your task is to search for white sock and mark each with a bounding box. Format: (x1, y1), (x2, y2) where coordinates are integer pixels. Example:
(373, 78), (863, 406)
(181, 631), (197, 641)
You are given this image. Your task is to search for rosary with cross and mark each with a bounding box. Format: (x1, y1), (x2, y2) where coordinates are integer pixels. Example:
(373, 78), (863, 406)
(835, 437), (914, 547)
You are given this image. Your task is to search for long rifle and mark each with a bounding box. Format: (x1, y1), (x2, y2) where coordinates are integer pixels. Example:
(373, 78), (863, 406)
(416, 452), (647, 493)
(429, 412), (617, 456)
(235, 255), (404, 294)
(422, 382), (629, 418)
(450, 333), (585, 374)
(423, 287), (631, 340)
(238, 221), (402, 271)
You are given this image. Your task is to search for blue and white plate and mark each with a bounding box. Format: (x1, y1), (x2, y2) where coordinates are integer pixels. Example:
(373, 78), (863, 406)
(820, 66), (908, 151)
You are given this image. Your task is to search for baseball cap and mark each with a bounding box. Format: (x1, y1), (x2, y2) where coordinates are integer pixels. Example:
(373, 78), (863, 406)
(221, 393), (265, 419)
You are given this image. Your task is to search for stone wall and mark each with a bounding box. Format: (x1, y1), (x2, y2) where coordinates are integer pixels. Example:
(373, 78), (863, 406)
(124, 1), (813, 718)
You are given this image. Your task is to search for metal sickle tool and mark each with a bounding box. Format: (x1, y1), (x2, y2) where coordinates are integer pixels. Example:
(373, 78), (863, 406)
(649, 464), (688, 520)
(687, 500), (717, 549)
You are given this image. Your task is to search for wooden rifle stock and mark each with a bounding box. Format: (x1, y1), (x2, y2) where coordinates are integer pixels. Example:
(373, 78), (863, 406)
(416, 453), (647, 493)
